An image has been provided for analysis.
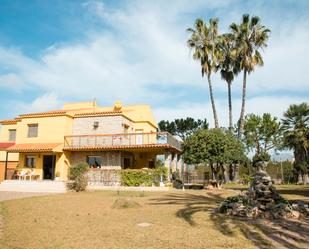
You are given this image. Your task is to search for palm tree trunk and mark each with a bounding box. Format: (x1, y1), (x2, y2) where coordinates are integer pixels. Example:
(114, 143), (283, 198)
(227, 81), (233, 129)
(207, 74), (219, 128)
(221, 163), (230, 183)
(238, 69), (247, 137)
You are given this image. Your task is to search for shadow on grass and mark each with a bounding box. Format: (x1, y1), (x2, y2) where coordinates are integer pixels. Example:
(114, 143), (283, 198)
(277, 188), (309, 198)
(150, 192), (309, 249)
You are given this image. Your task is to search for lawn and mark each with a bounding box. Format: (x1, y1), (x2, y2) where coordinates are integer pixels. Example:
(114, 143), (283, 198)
(0, 187), (308, 249)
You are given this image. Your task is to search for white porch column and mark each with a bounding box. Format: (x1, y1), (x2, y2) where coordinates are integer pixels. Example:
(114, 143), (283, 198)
(164, 151), (172, 181)
(176, 154), (182, 173)
(172, 153), (178, 173)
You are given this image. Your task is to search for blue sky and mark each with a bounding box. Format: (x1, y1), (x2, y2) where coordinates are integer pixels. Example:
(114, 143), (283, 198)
(0, 0), (308, 127)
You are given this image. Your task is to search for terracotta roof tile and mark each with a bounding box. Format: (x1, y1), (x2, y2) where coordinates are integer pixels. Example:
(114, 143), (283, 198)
(63, 143), (180, 152)
(6, 143), (62, 152)
(0, 119), (19, 125)
(74, 111), (122, 117)
(19, 110), (67, 118)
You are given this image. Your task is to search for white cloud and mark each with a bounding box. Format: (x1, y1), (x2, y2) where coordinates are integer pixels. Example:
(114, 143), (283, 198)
(0, 0), (308, 124)
(153, 95), (309, 127)
(9, 93), (61, 116)
(0, 73), (25, 92)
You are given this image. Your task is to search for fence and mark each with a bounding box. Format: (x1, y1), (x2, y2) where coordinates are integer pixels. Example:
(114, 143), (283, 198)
(178, 161), (295, 186)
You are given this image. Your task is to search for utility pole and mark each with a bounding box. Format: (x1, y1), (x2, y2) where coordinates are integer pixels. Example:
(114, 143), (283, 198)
(4, 152), (8, 180)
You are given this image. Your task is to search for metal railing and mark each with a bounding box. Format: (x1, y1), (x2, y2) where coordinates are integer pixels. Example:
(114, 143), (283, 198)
(64, 132), (181, 151)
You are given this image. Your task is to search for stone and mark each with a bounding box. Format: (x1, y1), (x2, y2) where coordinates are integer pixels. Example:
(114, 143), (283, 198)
(264, 211), (271, 219)
(252, 207), (261, 218)
(259, 205), (266, 210)
(287, 210), (300, 219)
(137, 222), (152, 227)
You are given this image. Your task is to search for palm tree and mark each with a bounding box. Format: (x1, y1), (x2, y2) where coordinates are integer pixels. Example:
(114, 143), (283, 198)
(187, 18), (219, 128)
(282, 103), (309, 184)
(229, 14), (270, 137)
(217, 34), (240, 129)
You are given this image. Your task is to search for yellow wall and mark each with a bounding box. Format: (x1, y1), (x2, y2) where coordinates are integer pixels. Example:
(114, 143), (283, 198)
(133, 122), (156, 133)
(0, 151), (19, 161)
(16, 116), (73, 144)
(64, 101), (97, 111)
(0, 123), (18, 142)
(17, 152), (70, 180)
(56, 152), (71, 180)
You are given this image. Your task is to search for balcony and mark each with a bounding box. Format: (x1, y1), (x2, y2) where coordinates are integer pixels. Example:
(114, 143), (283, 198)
(63, 132), (182, 152)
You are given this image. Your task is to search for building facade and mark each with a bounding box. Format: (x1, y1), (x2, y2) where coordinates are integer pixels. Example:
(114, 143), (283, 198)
(0, 101), (182, 183)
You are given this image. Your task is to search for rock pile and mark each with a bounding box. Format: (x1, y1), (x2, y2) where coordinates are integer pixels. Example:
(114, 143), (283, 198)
(248, 170), (281, 211)
(219, 168), (309, 219)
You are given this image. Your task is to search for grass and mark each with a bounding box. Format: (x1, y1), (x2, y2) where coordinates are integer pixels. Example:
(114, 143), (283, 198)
(224, 183), (309, 201)
(0, 187), (308, 249)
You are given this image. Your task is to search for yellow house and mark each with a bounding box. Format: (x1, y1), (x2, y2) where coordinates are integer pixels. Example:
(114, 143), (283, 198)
(0, 101), (181, 183)
(0, 119), (19, 181)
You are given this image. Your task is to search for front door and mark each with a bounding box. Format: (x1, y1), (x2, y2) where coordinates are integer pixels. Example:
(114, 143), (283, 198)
(43, 155), (56, 180)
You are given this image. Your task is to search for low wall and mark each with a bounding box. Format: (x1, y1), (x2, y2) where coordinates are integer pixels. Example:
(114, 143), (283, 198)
(87, 169), (121, 186)
(0, 161), (18, 182)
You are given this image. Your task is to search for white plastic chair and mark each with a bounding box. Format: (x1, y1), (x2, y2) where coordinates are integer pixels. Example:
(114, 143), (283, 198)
(29, 169), (39, 181)
(19, 170), (28, 180)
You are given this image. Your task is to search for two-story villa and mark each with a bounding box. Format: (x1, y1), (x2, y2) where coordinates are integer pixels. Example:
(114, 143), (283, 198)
(0, 101), (182, 184)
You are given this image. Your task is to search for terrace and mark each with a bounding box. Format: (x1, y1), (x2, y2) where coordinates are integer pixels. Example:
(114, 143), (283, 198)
(63, 132), (182, 152)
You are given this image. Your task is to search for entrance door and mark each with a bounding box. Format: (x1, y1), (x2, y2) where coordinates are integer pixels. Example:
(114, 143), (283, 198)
(123, 158), (131, 169)
(135, 129), (143, 145)
(43, 155), (56, 180)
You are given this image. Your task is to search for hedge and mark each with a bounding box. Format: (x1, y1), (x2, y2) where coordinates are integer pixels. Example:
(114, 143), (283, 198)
(119, 168), (167, 187)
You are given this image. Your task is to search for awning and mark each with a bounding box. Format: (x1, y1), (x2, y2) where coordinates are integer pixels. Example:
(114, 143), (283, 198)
(0, 142), (15, 150)
(6, 143), (62, 153)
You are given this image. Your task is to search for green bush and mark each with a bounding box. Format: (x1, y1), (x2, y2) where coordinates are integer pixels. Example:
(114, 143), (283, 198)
(239, 174), (252, 185)
(120, 168), (167, 187)
(67, 163), (89, 192)
(252, 151), (271, 166)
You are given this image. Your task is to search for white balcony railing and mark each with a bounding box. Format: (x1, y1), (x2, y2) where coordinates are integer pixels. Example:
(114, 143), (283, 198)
(64, 132), (181, 151)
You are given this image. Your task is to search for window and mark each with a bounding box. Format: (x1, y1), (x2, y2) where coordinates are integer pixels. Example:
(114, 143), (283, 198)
(8, 129), (16, 141)
(25, 156), (36, 168)
(28, 124), (38, 137)
(87, 156), (102, 168)
(93, 121), (99, 129)
(124, 126), (129, 138)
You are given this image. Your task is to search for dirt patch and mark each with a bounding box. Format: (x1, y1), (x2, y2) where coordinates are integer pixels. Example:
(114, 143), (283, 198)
(112, 197), (141, 209)
(0, 192), (55, 202)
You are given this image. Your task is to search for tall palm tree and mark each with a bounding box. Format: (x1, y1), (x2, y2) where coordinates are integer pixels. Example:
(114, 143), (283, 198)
(187, 18), (219, 128)
(282, 103), (309, 184)
(217, 34), (240, 129)
(230, 14), (270, 137)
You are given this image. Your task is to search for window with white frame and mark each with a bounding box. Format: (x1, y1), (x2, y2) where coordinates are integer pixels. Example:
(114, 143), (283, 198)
(25, 156), (36, 168)
(28, 124), (38, 137)
(8, 129), (16, 141)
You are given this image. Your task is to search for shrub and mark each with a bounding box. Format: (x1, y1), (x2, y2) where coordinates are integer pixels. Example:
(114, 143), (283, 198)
(120, 168), (167, 187)
(252, 151), (271, 166)
(239, 174), (252, 185)
(67, 163), (89, 192)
